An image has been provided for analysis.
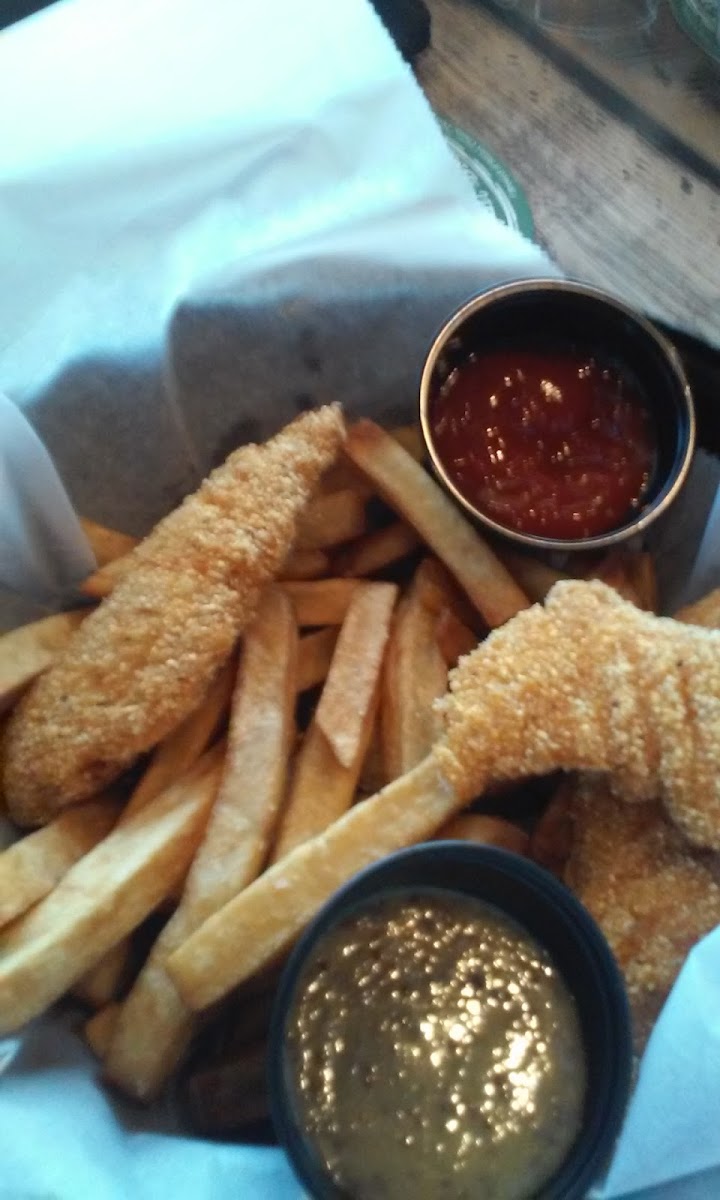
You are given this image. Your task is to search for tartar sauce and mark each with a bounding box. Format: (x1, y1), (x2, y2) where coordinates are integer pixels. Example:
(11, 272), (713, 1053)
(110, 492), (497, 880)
(286, 889), (587, 1200)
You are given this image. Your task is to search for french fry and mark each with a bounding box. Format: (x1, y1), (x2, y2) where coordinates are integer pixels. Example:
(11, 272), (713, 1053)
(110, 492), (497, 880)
(82, 664), (233, 1007)
(167, 756), (462, 1013)
(183, 1041), (269, 1134)
(315, 583), (397, 768)
(435, 607), (478, 667)
(0, 609), (89, 714)
(529, 777), (577, 878)
(271, 588), (395, 862)
(334, 521), (420, 577)
(358, 716), (385, 795)
(296, 489), (367, 551)
(344, 420), (529, 627)
(436, 813), (529, 856)
(0, 748), (222, 1035)
(79, 555), (133, 599)
(85, 1002), (121, 1059)
(0, 798), (118, 929)
(73, 939), (133, 1008)
(390, 424), (425, 461)
(104, 590), (297, 1100)
(625, 551), (659, 612)
(280, 548), (330, 580)
(121, 659), (236, 823)
(676, 588), (720, 628)
(297, 627), (338, 693)
(381, 566), (448, 782)
(79, 518), (138, 566)
(282, 579), (361, 626)
(496, 548), (568, 604)
(588, 551), (642, 606)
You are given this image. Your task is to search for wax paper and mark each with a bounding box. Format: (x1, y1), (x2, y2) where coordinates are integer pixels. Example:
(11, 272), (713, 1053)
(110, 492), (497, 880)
(0, 0), (718, 1198)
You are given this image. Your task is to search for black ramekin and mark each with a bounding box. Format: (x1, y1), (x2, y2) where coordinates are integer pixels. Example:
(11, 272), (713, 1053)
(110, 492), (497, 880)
(269, 841), (633, 1200)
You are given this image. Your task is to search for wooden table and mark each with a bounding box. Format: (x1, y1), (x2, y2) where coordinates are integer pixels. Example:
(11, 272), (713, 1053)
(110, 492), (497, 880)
(417, 0), (720, 348)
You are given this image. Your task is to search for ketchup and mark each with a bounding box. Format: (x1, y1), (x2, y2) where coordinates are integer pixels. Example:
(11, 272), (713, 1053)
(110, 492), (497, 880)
(430, 349), (656, 539)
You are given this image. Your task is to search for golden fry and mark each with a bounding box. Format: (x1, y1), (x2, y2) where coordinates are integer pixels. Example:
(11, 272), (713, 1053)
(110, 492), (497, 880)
(381, 565), (448, 781)
(85, 1002), (121, 1059)
(0, 798), (118, 929)
(296, 489), (367, 551)
(280, 548), (330, 580)
(436, 813), (529, 856)
(345, 420), (529, 627)
(79, 518), (138, 566)
(0, 750), (221, 1034)
(0, 610), (89, 715)
(121, 659), (235, 823)
(334, 521), (420, 578)
(167, 757), (460, 1012)
(496, 548), (568, 604)
(435, 607), (477, 668)
(528, 777), (577, 878)
(104, 590), (297, 1100)
(675, 588), (720, 628)
(79, 555), (133, 599)
(296, 627), (338, 693)
(282, 579), (361, 626)
(315, 583), (397, 768)
(73, 939), (133, 1009)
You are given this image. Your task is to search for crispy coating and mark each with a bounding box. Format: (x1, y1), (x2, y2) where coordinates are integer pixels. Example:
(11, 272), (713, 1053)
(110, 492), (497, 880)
(2, 406), (345, 826)
(564, 777), (720, 1049)
(436, 581), (720, 849)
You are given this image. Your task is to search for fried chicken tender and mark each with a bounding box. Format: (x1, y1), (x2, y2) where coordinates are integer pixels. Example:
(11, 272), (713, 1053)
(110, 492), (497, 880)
(436, 580), (720, 850)
(2, 406), (345, 827)
(564, 777), (720, 1048)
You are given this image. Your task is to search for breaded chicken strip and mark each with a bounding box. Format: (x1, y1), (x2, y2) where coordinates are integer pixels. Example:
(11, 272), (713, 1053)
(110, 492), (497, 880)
(564, 778), (720, 1049)
(437, 581), (720, 849)
(2, 406), (345, 827)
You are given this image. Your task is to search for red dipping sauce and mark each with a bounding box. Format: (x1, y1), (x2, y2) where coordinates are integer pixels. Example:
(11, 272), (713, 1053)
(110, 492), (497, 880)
(429, 349), (657, 540)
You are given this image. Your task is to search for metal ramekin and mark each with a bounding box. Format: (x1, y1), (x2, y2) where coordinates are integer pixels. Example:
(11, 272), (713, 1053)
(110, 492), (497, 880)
(419, 278), (696, 553)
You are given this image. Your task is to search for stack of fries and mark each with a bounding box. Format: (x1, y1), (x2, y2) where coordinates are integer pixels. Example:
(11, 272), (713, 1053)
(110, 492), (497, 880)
(0, 417), (660, 1133)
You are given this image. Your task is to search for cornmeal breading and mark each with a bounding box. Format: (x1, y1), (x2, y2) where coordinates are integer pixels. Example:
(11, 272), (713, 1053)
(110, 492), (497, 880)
(564, 778), (720, 1048)
(2, 406), (345, 827)
(436, 581), (720, 849)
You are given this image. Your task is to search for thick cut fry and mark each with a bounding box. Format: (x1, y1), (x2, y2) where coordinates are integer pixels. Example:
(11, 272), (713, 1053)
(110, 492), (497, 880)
(85, 1002), (121, 1059)
(104, 590), (297, 1100)
(297, 627), (338, 693)
(345, 420), (529, 627)
(334, 522), (420, 577)
(183, 1041), (269, 1134)
(436, 813), (529, 856)
(84, 664), (233, 1003)
(435, 607), (478, 668)
(280, 548), (330, 581)
(0, 798), (118, 929)
(315, 583), (397, 768)
(296, 489), (367, 551)
(167, 757), (461, 1012)
(625, 552), (658, 612)
(79, 518), (138, 566)
(588, 551), (642, 606)
(381, 564), (449, 781)
(496, 548), (568, 604)
(282, 579), (361, 626)
(529, 777), (577, 878)
(0, 610), (89, 714)
(271, 590), (394, 863)
(676, 588), (720, 628)
(121, 659), (235, 823)
(73, 939), (133, 1008)
(0, 750), (221, 1035)
(78, 555), (133, 599)
(390, 424), (425, 461)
